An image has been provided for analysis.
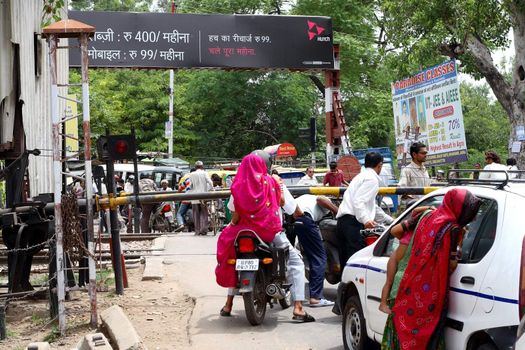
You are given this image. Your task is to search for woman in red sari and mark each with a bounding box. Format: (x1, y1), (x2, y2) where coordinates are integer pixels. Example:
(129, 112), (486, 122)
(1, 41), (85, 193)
(382, 188), (481, 350)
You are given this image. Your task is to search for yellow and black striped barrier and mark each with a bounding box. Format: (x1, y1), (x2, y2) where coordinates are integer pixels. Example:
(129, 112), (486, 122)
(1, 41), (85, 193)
(95, 186), (440, 211)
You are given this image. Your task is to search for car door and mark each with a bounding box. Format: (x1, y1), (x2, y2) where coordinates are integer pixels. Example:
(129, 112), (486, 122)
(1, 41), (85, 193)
(365, 195), (444, 335)
(446, 197), (498, 342)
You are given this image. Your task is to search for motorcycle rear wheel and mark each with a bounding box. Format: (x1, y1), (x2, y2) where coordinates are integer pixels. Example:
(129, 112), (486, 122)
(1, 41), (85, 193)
(243, 268), (267, 326)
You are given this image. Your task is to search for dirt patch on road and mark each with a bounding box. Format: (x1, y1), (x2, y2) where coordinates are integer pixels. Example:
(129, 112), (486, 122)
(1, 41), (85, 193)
(0, 264), (195, 349)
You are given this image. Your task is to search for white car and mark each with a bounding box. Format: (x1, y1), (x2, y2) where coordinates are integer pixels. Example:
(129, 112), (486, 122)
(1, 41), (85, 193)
(336, 182), (525, 350)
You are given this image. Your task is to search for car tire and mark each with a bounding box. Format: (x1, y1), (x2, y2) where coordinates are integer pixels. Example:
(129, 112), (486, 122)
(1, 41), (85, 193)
(342, 295), (371, 350)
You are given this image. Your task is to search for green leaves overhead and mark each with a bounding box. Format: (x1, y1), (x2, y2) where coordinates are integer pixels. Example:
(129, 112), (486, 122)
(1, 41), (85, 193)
(66, 0), (515, 164)
(176, 70), (317, 158)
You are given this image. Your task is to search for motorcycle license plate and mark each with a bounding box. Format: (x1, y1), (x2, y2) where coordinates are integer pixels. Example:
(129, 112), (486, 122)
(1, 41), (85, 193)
(164, 211), (173, 219)
(235, 259), (259, 271)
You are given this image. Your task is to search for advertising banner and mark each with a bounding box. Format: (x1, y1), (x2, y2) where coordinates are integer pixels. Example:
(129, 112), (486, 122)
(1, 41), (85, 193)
(392, 60), (468, 166)
(65, 94), (79, 159)
(69, 11), (334, 70)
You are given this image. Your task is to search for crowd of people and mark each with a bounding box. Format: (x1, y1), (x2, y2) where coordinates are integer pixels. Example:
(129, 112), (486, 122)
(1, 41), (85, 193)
(211, 145), (514, 348)
(69, 144), (518, 345)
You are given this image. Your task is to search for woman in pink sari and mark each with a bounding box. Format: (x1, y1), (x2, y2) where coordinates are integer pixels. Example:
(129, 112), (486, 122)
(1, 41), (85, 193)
(215, 153), (314, 322)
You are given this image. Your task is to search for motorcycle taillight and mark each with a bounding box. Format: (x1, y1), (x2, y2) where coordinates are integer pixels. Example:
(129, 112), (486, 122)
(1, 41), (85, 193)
(238, 238), (255, 253)
(162, 204), (171, 212)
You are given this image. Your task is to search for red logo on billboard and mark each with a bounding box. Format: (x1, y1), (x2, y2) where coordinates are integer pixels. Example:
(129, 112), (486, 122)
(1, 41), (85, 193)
(307, 20), (326, 40)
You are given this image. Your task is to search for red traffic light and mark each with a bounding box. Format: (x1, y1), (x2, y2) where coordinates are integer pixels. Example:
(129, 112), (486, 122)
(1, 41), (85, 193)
(115, 140), (129, 154)
(106, 135), (136, 160)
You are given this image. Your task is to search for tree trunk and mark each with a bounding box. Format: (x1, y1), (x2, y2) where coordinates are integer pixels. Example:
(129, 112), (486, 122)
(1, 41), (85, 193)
(463, 5), (525, 171)
(509, 2), (525, 171)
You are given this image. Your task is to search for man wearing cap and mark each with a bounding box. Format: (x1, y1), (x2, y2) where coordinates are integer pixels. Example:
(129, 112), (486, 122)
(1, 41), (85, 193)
(188, 161), (213, 235)
(323, 161), (348, 187)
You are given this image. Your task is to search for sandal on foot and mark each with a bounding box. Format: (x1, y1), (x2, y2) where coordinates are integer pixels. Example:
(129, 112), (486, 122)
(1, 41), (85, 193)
(220, 307), (231, 317)
(292, 311), (315, 323)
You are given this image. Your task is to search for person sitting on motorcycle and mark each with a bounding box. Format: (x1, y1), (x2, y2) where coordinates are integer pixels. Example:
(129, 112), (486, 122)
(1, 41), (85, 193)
(215, 151), (315, 323)
(293, 194), (339, 307)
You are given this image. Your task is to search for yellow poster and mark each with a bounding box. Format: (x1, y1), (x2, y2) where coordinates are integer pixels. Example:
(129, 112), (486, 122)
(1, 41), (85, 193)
(65, 94), (79, 157)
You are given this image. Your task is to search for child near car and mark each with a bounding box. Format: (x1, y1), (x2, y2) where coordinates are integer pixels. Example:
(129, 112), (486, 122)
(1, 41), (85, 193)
(378, 206), (434, 314)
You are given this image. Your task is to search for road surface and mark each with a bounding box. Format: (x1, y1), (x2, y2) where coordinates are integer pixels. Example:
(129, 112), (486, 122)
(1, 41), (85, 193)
(163, 232), (344, 350)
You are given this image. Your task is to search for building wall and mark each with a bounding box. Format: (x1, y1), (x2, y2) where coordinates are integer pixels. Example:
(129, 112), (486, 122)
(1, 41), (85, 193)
(1, 0), (69, 197)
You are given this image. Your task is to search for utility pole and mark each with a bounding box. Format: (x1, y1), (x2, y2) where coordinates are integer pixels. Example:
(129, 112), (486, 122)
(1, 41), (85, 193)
(168, 1), (176, 158)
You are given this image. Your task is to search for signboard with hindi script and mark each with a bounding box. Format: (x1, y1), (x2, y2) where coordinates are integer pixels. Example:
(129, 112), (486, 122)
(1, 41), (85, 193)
(69, 11), (334, 70)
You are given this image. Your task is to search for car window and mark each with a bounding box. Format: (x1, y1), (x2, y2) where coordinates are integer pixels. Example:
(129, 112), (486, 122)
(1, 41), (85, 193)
(460, 200), (497, 263)
(378, 194), (495, 261)
(381, 195), (445, 257)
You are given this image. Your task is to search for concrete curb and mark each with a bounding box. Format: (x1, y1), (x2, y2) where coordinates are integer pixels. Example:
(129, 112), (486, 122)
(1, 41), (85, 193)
(151, 236), (167, 252)
(142, 257), (164, 280)
(100, 305), (146, 350)
(76, 333), (112, 350)
(142, 236), (167, 280)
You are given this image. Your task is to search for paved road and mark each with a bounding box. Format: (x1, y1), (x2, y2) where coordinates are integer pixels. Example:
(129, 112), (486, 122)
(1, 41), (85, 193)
(163, 232), (344, 350)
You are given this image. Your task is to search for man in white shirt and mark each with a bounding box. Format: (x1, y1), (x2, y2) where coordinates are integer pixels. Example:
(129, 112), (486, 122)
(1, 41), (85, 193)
(336, 152), (388, 268)
(188, 161), (213, 235)
(398, 142), (431, 202)
(297, 167), (320, 186)
(479, 151), (508, 181)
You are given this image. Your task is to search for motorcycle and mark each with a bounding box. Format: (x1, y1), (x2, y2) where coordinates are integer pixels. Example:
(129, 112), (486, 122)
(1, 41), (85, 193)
(294, 216), (385, 285)
(230, 230), (292, 326)
(316, 217), (342, 285)
(149, 202), (175, 233)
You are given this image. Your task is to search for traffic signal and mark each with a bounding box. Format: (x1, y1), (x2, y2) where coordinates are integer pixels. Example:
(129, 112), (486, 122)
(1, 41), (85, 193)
(97, 135), (136, 161)
(107, 135), (136, 160)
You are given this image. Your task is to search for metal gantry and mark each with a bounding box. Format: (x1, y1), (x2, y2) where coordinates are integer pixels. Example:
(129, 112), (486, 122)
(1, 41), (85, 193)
(42, 19), (97, 335)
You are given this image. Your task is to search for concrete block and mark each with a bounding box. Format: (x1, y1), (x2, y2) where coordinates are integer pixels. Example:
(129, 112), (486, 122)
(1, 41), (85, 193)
(151, 236), (166, 251)
(76, 332), (113, 350)
(100, 305), (146, 350)
(26, 343), (50, 350)
(142, 257), (164, 280)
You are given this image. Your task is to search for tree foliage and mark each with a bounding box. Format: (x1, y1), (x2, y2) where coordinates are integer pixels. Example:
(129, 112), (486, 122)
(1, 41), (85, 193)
(460, 83), (510, 165)
(64, 0), (516, 165)
(380, 0), (523, 166)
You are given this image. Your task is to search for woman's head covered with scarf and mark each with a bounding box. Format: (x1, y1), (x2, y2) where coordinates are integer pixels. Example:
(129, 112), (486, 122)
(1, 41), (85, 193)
(230, 153), (282, 237)
(433, 188), (482, 228)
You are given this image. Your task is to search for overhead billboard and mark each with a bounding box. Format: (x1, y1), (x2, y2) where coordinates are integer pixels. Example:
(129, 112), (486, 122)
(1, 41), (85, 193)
(392, 60), (468, 166)
(68, 11), (334, 70)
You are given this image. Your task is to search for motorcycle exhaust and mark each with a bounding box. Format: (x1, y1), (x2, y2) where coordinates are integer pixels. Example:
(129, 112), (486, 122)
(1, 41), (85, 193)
(266, 283), (285, 299)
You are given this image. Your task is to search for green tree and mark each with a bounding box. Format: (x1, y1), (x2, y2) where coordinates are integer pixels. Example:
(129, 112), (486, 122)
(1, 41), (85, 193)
(460, 82), (510, 166)
(177, 70), (317, 158)
(293, 0), (396, 151)
(70, 0), (152, 11)
(380, 0), (524, 167)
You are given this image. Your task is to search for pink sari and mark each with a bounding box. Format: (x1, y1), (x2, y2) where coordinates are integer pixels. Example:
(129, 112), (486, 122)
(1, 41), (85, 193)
(215, 154), (283, 288)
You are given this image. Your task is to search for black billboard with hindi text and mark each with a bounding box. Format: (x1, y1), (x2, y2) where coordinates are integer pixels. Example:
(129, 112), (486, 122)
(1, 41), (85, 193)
(68, 11), (334, 70)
